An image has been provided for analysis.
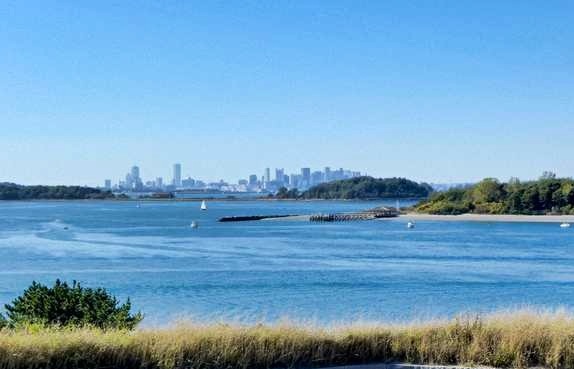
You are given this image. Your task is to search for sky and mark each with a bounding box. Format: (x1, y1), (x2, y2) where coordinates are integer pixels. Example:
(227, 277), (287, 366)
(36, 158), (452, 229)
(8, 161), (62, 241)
(0, 1), (573, 186)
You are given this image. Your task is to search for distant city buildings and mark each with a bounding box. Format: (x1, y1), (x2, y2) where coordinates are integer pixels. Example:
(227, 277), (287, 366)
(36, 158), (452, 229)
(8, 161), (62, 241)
(173, 163), (182, 187)
(105, 164), (362, 193)
(248, 174), (258, 186)
(264, 168), (271, 184)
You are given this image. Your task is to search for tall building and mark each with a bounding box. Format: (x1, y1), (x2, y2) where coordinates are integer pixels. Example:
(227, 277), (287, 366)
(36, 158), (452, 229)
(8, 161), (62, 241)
(324, 167), (331, 182)
(265, 168), (271, 183)
(125, 173), (133, 189)
(300, 168), (311, 189)
(249, 174), (258, 185)
(173, 163), (182, 187)
(301, 168), (311, 181)
(275, 168), (284, 183)
(130, 166), (140, 181)
(156, 177), (163, 188)
(290, 174), (300, 188)
(104, 179), (111, 189)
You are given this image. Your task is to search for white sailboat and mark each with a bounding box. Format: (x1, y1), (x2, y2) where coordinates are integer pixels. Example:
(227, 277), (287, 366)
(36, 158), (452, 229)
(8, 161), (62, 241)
(200, 200), (207, 211)
(190, 221), (198, 229)
(407, 221), (415, 229)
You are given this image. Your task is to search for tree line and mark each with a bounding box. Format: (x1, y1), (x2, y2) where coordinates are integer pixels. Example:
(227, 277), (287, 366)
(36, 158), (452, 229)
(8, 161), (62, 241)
(0, 183), (115, 200)
(276, 176), (433, 200)
(416, 173), (574, 215)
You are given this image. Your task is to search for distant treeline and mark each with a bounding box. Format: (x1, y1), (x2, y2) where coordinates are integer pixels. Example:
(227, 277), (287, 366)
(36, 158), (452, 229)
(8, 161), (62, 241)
(276, 176), (433, 200)
(416, 173), (574, 215)
(0, 183), (115, 200)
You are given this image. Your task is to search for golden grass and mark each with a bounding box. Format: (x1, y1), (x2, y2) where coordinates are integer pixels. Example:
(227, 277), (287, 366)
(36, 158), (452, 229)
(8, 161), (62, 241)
(1, 310), (574, 369)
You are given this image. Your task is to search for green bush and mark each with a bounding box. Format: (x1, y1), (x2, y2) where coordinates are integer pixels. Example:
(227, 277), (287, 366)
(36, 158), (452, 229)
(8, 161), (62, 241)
(0, 313), (6, 329)
(415, 198), (473, 215)
(3, 280), (142, 330)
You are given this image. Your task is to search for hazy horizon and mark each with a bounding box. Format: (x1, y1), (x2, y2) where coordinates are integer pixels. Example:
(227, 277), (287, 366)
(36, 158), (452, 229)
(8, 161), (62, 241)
(1, 1), (572, 186)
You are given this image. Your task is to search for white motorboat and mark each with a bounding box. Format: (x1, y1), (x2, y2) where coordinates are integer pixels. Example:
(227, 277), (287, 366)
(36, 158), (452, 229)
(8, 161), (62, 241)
(560, 223), (571, 228)
(190, 221), (198, 229)
(407, 221), (415, 229)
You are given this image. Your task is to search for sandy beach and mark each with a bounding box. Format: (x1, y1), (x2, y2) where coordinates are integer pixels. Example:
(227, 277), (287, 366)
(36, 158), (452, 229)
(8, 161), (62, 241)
(400, 213), (574, 223)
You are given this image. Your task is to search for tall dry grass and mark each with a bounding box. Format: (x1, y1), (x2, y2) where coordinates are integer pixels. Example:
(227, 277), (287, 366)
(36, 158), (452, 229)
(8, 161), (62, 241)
(1, 310), (574, 369)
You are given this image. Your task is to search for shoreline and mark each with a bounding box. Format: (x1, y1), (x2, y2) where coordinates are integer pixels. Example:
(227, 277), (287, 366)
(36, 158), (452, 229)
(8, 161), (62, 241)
(400, 213), (574, 223)
(0, 197), (425, 203)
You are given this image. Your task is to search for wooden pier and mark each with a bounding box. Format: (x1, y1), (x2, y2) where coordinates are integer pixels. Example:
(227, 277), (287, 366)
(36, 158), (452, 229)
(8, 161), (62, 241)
(219, 207), (399, 223)
(309, 206), (399, 222)
(309, 213), (375, 222)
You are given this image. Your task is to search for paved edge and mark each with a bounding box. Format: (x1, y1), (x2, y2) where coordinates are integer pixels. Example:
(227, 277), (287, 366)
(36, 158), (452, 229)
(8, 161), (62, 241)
(323, 363), (497, 369)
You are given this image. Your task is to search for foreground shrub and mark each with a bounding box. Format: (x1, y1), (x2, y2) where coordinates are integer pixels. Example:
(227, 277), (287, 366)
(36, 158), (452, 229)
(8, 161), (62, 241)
(0, 314), (6, 330)
(3, 280), (142, 330)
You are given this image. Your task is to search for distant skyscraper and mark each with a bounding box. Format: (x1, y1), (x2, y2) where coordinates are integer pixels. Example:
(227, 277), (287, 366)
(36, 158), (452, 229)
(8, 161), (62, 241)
(130, 166), (140, 181)
(264, 168), (271, 183)
(324, 167), (331, 182)
(249, 174), (258, 185)
(311, 171), (324, 185)
(290, 174), (299, 188)
(156, 177), (163, 188)
(173, 163), (182, 187)
(275, 168), (284, 183)
(104, 179), (111, 189)
(300, 167), (311, 189)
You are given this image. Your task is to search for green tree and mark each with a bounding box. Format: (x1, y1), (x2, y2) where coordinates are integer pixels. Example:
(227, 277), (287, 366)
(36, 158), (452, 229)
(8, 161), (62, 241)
(520, 185), (541, 214)
(0, 183), (115, 200)
(301, 177), (432, 200)
(275, 187), (289, 198)
(505, 190), (524, 214)
(0, 313), (6, 329)
(540, 171), (557, 180)
(416, 176), (574, 215)
(472, 178), (504, 203)
(4, 280), (142, 329)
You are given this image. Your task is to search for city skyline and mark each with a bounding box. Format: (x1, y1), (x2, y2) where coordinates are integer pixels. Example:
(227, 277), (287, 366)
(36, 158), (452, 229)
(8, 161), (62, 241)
(1, 2), (573, 186)
(105, 163), (364, 193)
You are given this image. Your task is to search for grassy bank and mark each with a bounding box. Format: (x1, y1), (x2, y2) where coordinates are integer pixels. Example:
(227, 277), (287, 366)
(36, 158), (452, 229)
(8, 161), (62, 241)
(1, 311), (574, 369)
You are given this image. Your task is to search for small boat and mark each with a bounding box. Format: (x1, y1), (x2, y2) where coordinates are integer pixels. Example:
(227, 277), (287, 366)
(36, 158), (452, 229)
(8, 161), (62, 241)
(200, 200), (207, 211)
(560, 223), (571, 228)
(407, 221), (415, 229)
(190, 221), (198, 229)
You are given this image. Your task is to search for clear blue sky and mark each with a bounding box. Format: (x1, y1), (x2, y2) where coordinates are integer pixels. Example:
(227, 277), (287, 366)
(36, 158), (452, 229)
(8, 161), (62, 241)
(1, 1), (572, 186)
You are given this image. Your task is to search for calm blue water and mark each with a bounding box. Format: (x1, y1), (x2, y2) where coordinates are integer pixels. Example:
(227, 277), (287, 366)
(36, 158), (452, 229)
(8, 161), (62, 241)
(0, 200), (573, 326)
